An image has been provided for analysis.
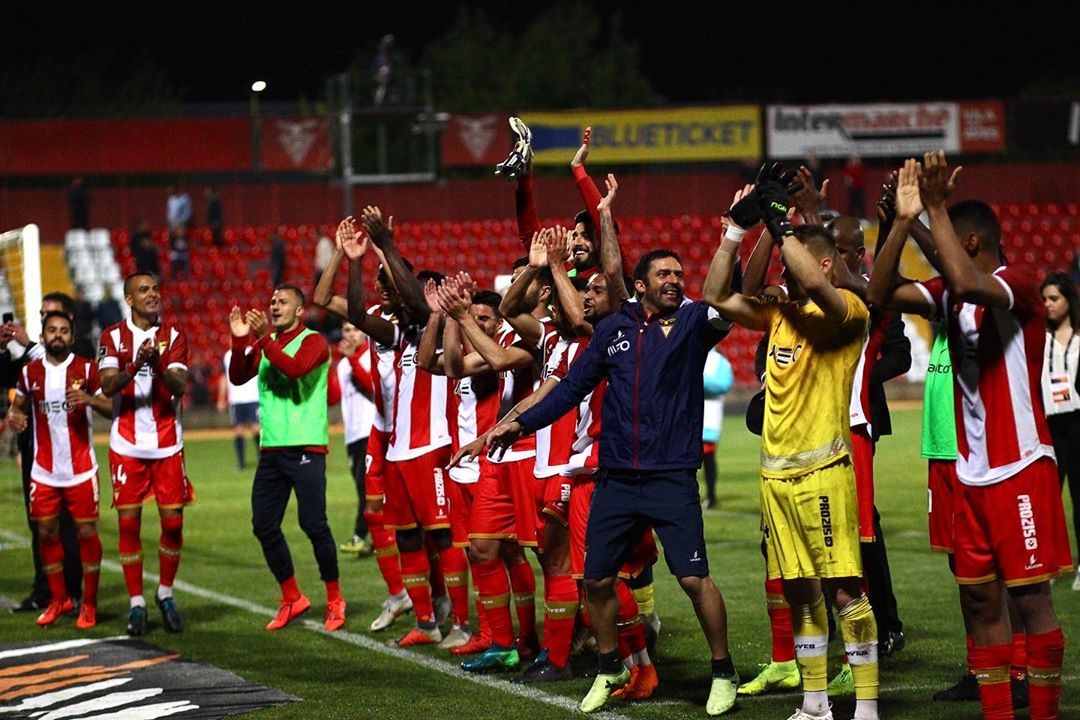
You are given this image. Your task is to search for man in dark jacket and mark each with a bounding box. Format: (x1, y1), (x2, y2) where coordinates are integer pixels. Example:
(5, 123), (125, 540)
(489, 248), (740, 716)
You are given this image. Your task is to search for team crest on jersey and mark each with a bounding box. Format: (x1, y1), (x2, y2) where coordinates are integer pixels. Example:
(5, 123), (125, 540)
(769, 342), (803, 367)
(658, 317), (676, 338)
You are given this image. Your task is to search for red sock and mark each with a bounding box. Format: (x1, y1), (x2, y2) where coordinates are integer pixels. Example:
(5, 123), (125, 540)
(158, 514), (183, 589)
(399, 549), (435, 624)
(78, 531), (102, 606)
(39, 534), (67, 602)
(765, 577), (796, 663)
(426, 536), (447, 600)
(117, 515), (143, 598)
(325, 579), (342, 603)
(543, 574), (578, 669)
(969, 643), (1015, 720)
(508, 558), (536, 643)
(1026, 628), (1065, 720)
(469, 563), (491, 641)
(280, 576), (302, 602)
(1010, 631), (1028, 679)
(615, 580), (646, 659)
(367, 516), (405, 597)
(473, 558), (514, 647)
(438, 546), (470, 626)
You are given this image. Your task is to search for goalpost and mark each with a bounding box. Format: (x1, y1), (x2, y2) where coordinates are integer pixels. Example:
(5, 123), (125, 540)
(0, 224), (43, 337)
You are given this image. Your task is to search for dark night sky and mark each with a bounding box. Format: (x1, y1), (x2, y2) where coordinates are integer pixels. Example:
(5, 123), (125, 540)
(5, 2), (1076, 108)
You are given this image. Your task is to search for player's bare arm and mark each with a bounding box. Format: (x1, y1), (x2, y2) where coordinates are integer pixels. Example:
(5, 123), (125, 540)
(6, 393), (28, 432)
(791, 165), (828, 226)
(100, 338), (157, 397)
(598, 173), (629, 303)
(312, 216), (353, 319)
(343, 228), (398, 347)
(362, 206), (431, 324)
(703, 185), (769, 330)
(547, 229), (590, 336)
(415, 280), (446, 375)
(440, 274), (534, 376)
(498, 231), (547, 346)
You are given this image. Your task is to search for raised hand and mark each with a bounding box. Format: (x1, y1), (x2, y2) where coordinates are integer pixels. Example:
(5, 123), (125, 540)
(727, 183), (760, 229)
(917, 151), (962, 209)
(229, 306), (250, 337)
(790, 166), (828, 220)
(876, 171), (899, 224)
(134, 338), (158, 369)
(341, 222), (369, 261)
(528, 229), (550, 268)
(571, 126), (592, 168)
(2, 322), (29, 347)
(65, 386), (93, 408)
(597, 173), (618, 214)
(423, 278), (444, 315)
(437, 276), (472, 321)
(246, 309), (270, 338)
(360, 206), (395, 248)
(335, 216), (356, 251)
(896, 159), (924, 221)
(338, 337), (357, 357)
(546, 227), (572, 268)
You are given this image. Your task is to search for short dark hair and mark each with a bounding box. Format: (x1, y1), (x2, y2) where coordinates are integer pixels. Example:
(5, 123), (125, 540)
(41, 291), (74, 317)
(573, 211), (595, 238)
(274, 283), (306, 306)
(1041, 272), (1080, 329)
(632, 249), (682, 283)
(535, 267), (554, 288)
(123, 272), (156, 296)
(376, 257), (414, 284)
(472, 290), (503, 314)
(41, 310), (73, 331)
(417, 270), (445, 284)
(793, 225), (838, 259)
(948, 200), (1001, 250)
(570, 276), (589, 292)
(512, 256), (530, 271)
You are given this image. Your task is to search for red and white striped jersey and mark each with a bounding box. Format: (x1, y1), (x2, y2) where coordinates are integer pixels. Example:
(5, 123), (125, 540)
(534, 336), (579, 478)
(367, 305), (402, 434)
(337, 350), (375, 445)
(386, 323), (450, 462)
(849, 307), (888, 432)
(448, 371), (500, 484)
(17, 354), (100, 487)
(99, 319), (187, 460)
(491, 318), (558, 464)
(550, 336), (606, 476)
(916, 268), (1056, 486)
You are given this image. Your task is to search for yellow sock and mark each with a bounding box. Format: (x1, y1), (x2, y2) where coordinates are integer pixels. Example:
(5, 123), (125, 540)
(839, 594), (879, 710)
(631, 582), (655, 617)
(792, 596), (829, 694)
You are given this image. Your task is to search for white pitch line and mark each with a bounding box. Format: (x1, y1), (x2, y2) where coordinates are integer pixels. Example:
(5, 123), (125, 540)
(75, 558), (631, 720)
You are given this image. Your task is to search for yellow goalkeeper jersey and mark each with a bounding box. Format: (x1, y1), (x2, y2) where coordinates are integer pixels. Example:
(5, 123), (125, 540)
(751, 289), (869, 479)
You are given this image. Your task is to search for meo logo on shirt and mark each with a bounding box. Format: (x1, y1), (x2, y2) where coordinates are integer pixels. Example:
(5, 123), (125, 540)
(607, 330), (630, 357)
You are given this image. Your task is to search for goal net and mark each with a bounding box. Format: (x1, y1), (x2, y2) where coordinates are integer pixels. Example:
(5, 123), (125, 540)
(0, 224), (43, 337)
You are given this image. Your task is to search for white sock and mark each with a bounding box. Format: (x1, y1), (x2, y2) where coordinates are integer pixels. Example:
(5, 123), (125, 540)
(853, 699), (878, 720)
(157, 585), (173, 601)
(130, 595), (146, 609)
(802, 690), (829, 716)
(636, 649), (652, 667)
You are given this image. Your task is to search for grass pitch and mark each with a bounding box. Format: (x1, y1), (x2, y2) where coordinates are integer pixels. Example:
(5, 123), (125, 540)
(1, 408), (1076, 719)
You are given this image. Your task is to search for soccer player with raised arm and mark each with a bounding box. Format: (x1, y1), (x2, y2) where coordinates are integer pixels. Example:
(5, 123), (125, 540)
(229, 285), (346, 632)
(8, 311), (109, 629)
(98, 273), (191, 637)
(704, 174), (878, 720)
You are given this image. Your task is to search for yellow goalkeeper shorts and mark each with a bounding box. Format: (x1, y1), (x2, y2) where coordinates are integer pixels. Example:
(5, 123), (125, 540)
(761, 458), (862, 581)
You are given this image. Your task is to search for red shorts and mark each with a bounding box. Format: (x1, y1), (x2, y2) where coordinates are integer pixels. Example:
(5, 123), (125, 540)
(568, 477), (657, 580)
(928, 459), (958, 554)
(541, 475), (572, 527)
(30, 476), (100, 523)
(109, 450), (194, 510)
(445, 479), (472, 547)
(851, 427), (875, 542)
(469, 457), (540, 547)
(954, 458), (1073, 587)
(365, 428), (388, 501)
(383, 447), (453, 533)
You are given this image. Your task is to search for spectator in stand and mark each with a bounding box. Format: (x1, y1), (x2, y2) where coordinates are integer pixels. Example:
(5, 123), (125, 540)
(270, 232), (286, 287)
(132, 220), (159, 277)
(701, 347), (733, 510)
(169, 227), (190, 280)
(71, 287), (95, 345)
(314, 233), (335, 290)
(166, 185), (192, 233)
(206, 185), (224, 247)
(1040, 272), (1080, 590)
(69, 177), (89, 230)
(96, 287), (123, 331)
(843, 155), (866, 217)
(372, 34), (395, 106)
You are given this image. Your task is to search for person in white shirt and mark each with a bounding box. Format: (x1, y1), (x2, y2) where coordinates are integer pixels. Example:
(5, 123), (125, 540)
(334, 322), (376, 555)
(218, 348), (260, 470)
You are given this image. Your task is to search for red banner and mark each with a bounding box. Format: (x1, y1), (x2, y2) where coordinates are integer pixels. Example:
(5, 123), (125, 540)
(441, 114), (510, 167)
(0, 117), (332, 175)
(959, 101), (1006, 152)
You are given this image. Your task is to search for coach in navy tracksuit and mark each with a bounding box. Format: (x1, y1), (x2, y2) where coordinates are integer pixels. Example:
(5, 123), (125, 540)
(490, 248), (740, 713)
